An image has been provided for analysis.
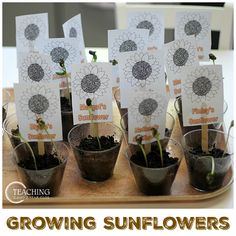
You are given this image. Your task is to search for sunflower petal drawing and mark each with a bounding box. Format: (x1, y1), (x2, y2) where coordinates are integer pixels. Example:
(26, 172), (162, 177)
(175, 12), (210, 41)
(123, 51), (161, 88)
(16, 13), (48, 49)
(165, 38), (198, 74)
(72, 63), (110, 100)
(42, 38), (80, 72)
(19, 53), (53, 83)
(183, 66), (221, 103)
(108, 30), (148, 60)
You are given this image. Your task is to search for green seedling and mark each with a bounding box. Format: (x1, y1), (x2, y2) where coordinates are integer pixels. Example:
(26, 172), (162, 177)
(14, 128), (37, 170)
(36, 117), (58, 155)
(86, 98), (101, 150)
(209, 53), (217, 65)
(89, 50), (97, 62)
(56, 59), (71, 106)
(223, 120), (234, 156)
(151, 128), (163, 167)
(205, 120), (234, 184)
(206, 155), (215, 185)
(109, 59), (118, 66)
(135, 134), (148, 167)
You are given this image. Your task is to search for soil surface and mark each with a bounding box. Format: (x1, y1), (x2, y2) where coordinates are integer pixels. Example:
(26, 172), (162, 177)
(77, 135), (119, 151)
(60, 96), (72, 112)
(18, 153), (61, 170)
(189, 145), (229, 158)
(131, 146), (178, 168)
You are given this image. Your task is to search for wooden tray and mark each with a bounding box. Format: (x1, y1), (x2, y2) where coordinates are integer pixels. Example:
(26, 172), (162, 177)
(2, 90), (233, 208)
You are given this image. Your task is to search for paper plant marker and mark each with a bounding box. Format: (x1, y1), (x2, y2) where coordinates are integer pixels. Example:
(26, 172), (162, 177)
(128, 12), (164, 50)
(16, 13), (48, 52)
(123, 51), (161, 88)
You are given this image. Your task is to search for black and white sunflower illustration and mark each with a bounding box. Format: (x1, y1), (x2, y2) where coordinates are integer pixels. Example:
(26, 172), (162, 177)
(166, 39), (197, 73)
(176, 12), (210, 41)
(19, 85), (58, 120)
(130, 94), (166, 123)
(42, 39), (78, 71)
(129, 12), (162, 40)
(111, 31), (146, 59)
(183, 67), (221, 103)
(64, 17), (82, 38)
(72, 64), (109, 99)
(16, 13), (48, 47)
(124, 51), (161, 87)
(19, 54), (53, 83)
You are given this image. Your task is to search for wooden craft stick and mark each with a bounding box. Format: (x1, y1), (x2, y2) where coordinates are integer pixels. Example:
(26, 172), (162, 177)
(201, 124), (208, 153)
(38, 141), (45, 156)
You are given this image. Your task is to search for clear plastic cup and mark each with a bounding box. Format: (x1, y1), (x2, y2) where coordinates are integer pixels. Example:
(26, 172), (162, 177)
(68, 122), (123, 182)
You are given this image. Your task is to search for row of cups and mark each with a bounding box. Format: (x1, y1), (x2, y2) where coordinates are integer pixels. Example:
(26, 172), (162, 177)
(2, 89), (233, 197)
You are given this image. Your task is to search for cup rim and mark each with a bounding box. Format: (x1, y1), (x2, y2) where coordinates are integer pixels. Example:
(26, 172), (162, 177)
(68, 122), (123, 154)
(183, 128), (234, 139)
(13, 141), (69, 171)
(125, 137), (183, 170)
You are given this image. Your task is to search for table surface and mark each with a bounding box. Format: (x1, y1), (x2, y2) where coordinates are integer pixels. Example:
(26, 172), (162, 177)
(2, 47), (234, 208)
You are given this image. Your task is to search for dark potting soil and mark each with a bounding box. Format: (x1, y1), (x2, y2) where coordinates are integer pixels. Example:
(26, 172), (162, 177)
(131, 148), (178, 168)
(77, 135), (119, 151)
(18, 153), (62, 170)
(2, 107), (6, 122)
(189, 145), (229, 159)
(60, 96), (72, 112)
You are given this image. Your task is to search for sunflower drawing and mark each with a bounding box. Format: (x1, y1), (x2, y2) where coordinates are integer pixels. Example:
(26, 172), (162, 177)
(16, 13), (48, 47)
(128, 12), (162, 41)
(19, 54), (53, 83)
(110, 31), (146, 59)
(166, 38), (198, 73)
(123, 51), (161, 87)
(63, 15), (82, 39)
(19, 84), (58, 120)
(183, 66), (221, 103)
(176, 12), (210, 41)
(42, 39), (78, 71)
(72, 63), (109, 99)
(130, 93), (166, 123)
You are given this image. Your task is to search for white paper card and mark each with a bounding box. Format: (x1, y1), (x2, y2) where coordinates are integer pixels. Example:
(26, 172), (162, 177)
(119, 50), (166, 108)
(164, 36), (199, 97)
(128, 91), (168, 145)
(63, 14), (87, 64)
(14, 82), (63, 141)
(40, 38), (81, 89)
(108, 29), (149, 61)
(18, 53), (53, 84)
(175, 11), (211, 61)
(108, 29), (149, 87)
(128, 11), (164, 50)
(182, 65), (223, 126)
(16, 13), (49, 53)
(71, 63), (113, 125)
